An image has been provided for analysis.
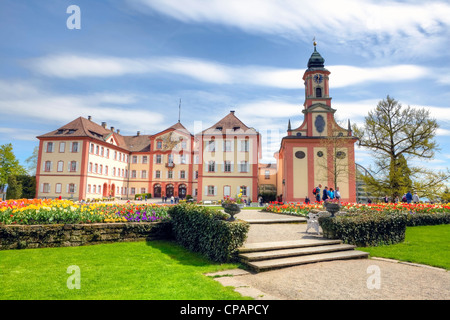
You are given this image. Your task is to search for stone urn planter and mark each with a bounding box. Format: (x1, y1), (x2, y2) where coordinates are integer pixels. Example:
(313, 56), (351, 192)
(325, 202), (340, 217)
(222, 203), (242, 221)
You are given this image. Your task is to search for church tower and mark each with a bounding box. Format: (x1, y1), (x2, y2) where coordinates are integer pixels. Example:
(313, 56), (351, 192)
(276, 42), (358, 203)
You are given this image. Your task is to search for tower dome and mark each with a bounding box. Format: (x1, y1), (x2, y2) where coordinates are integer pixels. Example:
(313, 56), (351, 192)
(307, 44), (325, 69)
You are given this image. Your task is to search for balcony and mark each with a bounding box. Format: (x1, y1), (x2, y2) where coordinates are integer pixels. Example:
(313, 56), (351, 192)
(165, 162), (175, 168)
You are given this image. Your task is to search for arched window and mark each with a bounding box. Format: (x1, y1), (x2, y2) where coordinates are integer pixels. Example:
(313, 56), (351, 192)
(316, 87), (322, 97)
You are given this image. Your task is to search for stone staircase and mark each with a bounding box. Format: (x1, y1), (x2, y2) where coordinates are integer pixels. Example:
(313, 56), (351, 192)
(239, 239), (369, 272)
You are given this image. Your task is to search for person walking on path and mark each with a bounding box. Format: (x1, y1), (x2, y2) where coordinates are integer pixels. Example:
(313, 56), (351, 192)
(335, 187), (341, 202)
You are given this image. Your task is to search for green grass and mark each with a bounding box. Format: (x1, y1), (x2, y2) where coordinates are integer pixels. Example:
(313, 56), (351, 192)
(0, 240), (250, 300)
(357, 224), (450, 270)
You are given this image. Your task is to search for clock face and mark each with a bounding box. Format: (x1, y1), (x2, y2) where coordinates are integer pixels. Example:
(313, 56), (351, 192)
(313, 74), (323, 84)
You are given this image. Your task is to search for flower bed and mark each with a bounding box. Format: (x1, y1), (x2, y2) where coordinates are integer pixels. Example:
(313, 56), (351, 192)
(0, 199), (169, 225)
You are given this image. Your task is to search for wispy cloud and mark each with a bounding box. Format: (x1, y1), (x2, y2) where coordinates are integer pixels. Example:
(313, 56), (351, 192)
(128, 0), (450, 60)
(26, 54), (434, 89)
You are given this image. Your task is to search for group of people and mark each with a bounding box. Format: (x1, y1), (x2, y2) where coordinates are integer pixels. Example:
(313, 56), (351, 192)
(385, 191), (420, 204)
(308, 184), (341, 203)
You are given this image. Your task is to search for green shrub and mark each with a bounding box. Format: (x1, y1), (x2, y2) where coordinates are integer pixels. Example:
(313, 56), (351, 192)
(406, 212), (450, 226)
(168, 204), (249, 263)
(319, 213), (407, 247)
(134, 193), (152, 200)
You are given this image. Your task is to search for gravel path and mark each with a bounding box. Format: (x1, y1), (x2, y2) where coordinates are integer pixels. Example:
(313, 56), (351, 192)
(210, 210), (450, 300)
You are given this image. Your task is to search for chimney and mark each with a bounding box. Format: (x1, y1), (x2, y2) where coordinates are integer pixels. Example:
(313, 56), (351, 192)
(137, 131), (140, 136)
(110, 127), (115, 132)
(101, 122), (107, 128)
(230, 110), (235, 114)
(88, 116), (92, 121)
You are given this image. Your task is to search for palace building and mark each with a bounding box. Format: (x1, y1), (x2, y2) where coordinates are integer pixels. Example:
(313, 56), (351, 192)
(35, 44), (357, 203)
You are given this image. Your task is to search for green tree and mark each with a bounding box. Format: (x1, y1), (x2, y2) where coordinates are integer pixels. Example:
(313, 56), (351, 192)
(25, 145), (39, 175)
(0, 143), (27, 191)
(6, 175), (22, 200)
(353, 96), (448, 200)
(16, 175), (36, 199)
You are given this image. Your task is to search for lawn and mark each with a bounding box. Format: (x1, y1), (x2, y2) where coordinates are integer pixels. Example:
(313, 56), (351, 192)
(357, 224), (450, 270)
(0, 240), (250, 300)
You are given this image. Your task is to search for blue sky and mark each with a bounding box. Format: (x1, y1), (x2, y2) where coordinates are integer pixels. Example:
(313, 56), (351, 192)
(1, 0), (450, 178)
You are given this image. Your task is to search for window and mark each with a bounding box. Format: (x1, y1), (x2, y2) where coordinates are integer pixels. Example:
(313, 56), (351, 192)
(195, 171), (198, 179)
(93, 185), (96, 193)
(132, 155), (138, 164)
(99, 165), (103, 174)
(98, 185), (101, 194)
(43, 183), (50, 193)
(90, 144), (94, 153)
(70, 161), (77, 172)
(224, 161), (232, 172)
(240, 140), (249, 152)
(223, 140), (232, 152)
(59, 142), (65, 153)
(87, 184), (91, 193)
(100, 147), (104, 156)
(140, 188), (146, 194)
(142, 156), (148, 164)
(46, 142), (54, 153)
(155, 170), (161, 179)
(316, 87), (322, 98)
(114, 151), (117, 160)
(208, 185), (215, 196)
(57, 161), (64, 172)
(180, 170), (185, 179)
(105, 166), (108, 175)
(239, 161), (249, 173)
(208, 161), (215, 172)
(181, 141), (187, 149)
(240, 186), (247, 196)
(112, 167), (116, 176)
(96, 145), (99, 155)
(265, 170), (270, 179)
(208, 140), (215, 152)
(55, 183), (62, 194)
(68, 183), (75, 193)
(72, 142), (79, 153)
(141, 170), (147, 179)
(131, 188), (136, 195)
(89, 162), (93, 172)
(132, 170), (137, 178)
(224, 185), (231, 197)
(94, 164), (98, 173)
(156, 155), (162, 164)
(180, 154), (186, 164)
(44, 161), (51, 172)
(156, 140), (162, 149)
(106, 149), (110, 158)
(168, 154), (174, 164)
(168, 170), (173, 179)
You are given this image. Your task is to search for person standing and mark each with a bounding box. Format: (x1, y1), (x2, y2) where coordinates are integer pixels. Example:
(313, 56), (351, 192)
(322, 186), (329, 202)
(329, 188), (335, 199)
(335, 187), (341, 202)
(412, 192), (420, 204)
(314, 184), (322, 202)
(406, 191), (413, 204)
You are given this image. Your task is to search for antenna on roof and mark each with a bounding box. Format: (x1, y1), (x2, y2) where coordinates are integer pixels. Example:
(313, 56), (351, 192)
(178, 98), (181, 123)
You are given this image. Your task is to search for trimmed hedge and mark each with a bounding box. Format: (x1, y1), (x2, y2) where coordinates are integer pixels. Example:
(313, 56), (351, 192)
(319, 213), (407, 247)
(406, 212), (450, 226)
(168, 204), (250, 263)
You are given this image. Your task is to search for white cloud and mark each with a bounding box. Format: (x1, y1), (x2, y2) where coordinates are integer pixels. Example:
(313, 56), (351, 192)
(0, 80), (166, 135)
(27, 54), (434, 89)
(129, 0), (450, 60)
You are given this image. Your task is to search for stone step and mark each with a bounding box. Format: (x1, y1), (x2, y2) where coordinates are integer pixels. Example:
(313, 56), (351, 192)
(246, 250), (370, 272)
(239, 244), (357, 262)
(239, 239), (342, 253)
